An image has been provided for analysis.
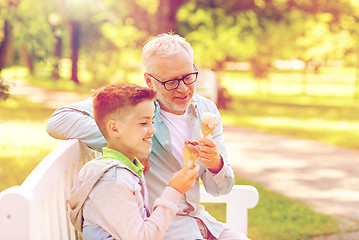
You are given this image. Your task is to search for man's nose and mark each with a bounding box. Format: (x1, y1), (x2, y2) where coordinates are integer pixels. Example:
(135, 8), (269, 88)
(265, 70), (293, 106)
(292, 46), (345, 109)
(176, 79), (188, 92)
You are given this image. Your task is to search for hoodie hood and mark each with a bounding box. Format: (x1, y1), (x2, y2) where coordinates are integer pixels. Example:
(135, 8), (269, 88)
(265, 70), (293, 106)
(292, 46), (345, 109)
(68, 158), (118, 231)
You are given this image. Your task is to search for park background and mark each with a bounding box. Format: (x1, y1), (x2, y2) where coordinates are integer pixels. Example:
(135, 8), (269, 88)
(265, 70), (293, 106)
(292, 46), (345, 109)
(1, 0), (359, 239)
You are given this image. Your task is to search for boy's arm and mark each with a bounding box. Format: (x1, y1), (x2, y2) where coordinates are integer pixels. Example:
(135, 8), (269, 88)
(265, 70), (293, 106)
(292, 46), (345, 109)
(46, 98), (106, 152)
(88, 182), (181, 240)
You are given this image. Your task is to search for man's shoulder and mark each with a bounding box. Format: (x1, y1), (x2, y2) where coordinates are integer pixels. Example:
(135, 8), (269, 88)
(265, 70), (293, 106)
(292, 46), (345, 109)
(193, 94), (218, 112)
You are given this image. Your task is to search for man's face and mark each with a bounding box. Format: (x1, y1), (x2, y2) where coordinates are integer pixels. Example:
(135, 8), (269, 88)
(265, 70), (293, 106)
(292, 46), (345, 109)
(145, 49), (196, 115)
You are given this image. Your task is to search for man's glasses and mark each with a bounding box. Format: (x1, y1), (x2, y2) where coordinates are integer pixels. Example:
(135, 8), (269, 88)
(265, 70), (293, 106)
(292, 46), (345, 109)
(148, 64), (198, 91)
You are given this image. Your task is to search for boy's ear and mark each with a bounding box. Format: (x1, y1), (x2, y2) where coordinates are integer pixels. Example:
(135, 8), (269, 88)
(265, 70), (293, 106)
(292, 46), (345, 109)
(108, 119), (120, 137)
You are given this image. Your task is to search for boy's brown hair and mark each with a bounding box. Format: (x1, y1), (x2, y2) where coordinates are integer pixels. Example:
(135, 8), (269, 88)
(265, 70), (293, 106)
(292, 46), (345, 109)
(93, 83), (156, 138)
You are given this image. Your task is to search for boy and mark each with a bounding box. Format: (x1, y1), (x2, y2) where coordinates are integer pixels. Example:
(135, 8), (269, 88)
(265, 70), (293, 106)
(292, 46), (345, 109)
(68, 83), (199, 240)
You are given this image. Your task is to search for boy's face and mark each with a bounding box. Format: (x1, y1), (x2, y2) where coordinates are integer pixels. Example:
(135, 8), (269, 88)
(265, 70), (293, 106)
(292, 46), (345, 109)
(108, 100), (155, 160)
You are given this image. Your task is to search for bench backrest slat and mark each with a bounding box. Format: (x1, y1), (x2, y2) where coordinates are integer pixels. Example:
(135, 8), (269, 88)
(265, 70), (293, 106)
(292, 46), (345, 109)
(0, 139), (95, 239)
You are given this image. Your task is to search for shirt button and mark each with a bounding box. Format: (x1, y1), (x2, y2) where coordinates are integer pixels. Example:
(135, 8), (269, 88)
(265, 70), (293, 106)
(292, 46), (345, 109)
(165, 141), (169, 145)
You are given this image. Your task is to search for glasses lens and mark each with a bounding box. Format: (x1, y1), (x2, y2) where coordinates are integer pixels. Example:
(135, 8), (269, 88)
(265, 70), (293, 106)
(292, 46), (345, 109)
(183, 73), (197, 84)
(164, 80), (179, 90)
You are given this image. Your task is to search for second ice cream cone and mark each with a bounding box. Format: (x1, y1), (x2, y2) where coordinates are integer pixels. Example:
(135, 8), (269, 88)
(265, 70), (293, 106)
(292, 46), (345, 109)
(183, 140), (199, 167)
(201, 113), (219, 137)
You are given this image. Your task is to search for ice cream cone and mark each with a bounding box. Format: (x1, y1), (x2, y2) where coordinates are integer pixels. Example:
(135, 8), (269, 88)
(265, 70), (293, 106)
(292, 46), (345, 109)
(200, 112), (219, 137)
(202, 123), (215, 137)
(183, 140), (199, 167)
(183, 147), (197, 167)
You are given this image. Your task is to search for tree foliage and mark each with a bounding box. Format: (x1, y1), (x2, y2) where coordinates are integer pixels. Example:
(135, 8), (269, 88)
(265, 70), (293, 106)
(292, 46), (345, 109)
(1, 0), (359, 85)
(178, 0), (358, 77)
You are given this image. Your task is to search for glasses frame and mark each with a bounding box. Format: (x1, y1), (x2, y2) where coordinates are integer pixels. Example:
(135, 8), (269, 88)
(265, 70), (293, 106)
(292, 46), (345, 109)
(148, 64), (198, 91)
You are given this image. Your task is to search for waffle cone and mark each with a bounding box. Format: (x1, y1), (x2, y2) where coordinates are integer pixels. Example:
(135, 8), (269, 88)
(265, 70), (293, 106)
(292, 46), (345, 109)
(183, 146), (198, 167)
(202, 123), (215, 137)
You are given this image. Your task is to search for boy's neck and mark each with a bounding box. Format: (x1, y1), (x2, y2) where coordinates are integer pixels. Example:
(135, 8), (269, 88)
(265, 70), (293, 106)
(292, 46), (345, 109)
(106, 143), (135, 162)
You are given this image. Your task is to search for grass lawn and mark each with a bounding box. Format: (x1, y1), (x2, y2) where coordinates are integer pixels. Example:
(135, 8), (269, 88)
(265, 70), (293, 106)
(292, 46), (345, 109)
(218, 68), (359, 151)
(219, 67), (358, 99)
(203, 176), (338, 240)
(220, 95), (359, 150)
(0, 96), (61, 191)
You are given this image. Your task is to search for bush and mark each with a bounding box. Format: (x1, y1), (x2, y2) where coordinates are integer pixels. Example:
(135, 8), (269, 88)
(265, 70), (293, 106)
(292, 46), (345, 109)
(0, 78), (9, 101)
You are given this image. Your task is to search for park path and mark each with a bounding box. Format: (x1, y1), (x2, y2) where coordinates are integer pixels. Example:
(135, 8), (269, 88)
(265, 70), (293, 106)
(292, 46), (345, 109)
(5, 78), (359, 239)
(223, 126), (359, 239)
(5, 78), (92, 108)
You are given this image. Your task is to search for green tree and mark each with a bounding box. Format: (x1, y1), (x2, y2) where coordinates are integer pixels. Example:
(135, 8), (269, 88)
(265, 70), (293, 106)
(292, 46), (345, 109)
(334, 0), (359, 99)
(64, 0), (96, 84)
(177, 0), (356, 95)
(15, 0), (54, 75)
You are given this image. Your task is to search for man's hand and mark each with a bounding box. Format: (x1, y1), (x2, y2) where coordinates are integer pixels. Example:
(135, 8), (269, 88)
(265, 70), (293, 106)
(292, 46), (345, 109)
(197, 135), (223, 174)
(136, 153), (150, 175)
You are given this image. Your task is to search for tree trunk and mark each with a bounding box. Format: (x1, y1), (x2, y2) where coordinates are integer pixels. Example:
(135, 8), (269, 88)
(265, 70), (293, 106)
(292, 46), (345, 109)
(166, 0), (182, 33)
(52, 36), (63, 80)
(0, 20), (12, 71)
(156, 0), (185, 34)
(69, 21), (80, 84)
(19, 44), (34, 75)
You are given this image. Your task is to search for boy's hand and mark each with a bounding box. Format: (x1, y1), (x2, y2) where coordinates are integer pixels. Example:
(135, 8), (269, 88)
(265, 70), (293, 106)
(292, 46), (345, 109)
(197, 135), (223, 174)
(168, 161), (199, 194)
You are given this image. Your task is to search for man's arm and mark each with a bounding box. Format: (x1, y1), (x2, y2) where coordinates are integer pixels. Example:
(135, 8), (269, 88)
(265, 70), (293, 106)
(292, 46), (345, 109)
(46, 98), (106, 152)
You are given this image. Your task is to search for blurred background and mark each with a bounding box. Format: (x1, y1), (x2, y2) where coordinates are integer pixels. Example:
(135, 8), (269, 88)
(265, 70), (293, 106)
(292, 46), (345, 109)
(1, 0), (359, 239)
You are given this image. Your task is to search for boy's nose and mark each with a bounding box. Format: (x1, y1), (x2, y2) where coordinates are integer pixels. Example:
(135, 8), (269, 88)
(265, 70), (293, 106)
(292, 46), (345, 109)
(149, 124), (156, 135)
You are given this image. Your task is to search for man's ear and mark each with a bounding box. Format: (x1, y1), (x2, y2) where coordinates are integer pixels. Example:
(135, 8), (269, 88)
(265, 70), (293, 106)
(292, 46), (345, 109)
(108, 119), (120, 137)
(144, 73), (153, 89)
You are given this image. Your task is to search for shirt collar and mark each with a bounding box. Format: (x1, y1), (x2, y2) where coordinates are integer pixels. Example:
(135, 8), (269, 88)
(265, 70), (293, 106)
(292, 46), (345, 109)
(101, 147), (144, 177)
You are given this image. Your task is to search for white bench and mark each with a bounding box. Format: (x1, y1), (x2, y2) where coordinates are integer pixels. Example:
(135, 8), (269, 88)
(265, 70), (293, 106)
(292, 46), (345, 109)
(0, 139), (259, 239)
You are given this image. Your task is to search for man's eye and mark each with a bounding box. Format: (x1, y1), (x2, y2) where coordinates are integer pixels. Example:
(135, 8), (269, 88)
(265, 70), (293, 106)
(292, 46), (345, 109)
(185, 75), (194, 81)
(165, 80), (177, 87)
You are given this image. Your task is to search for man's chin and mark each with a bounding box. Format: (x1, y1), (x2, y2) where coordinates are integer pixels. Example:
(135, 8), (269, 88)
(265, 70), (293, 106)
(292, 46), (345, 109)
(159, 99), (190, 114)
(174, 97), (191, 106)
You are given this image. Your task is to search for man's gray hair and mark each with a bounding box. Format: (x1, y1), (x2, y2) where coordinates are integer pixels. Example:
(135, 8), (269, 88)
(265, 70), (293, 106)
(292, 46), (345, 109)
(142, 32), (194, 73)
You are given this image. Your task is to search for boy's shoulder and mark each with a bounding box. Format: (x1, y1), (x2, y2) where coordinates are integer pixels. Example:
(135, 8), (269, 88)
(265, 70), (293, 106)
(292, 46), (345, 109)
(78, 157), (119, 181)
(83, 157), (118, 169)
(88, 158), (143, 190)
(85, 158), (139, 181)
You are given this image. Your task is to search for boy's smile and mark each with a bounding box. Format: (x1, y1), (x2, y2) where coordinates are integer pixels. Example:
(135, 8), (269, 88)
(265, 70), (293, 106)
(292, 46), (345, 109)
(143, 136), (153, 145)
